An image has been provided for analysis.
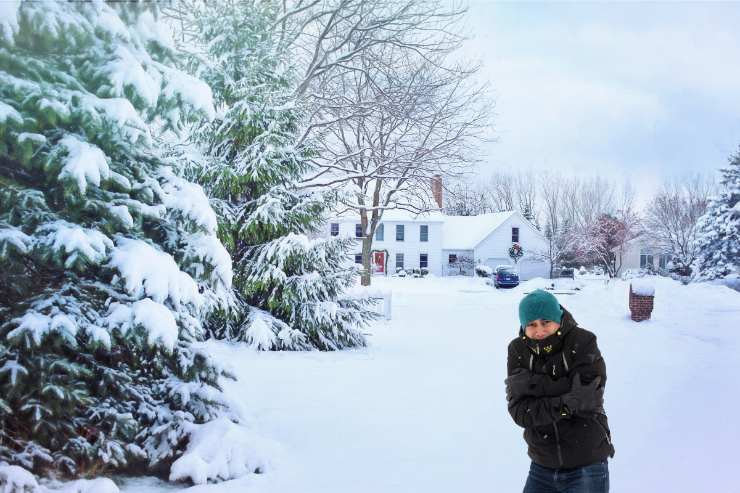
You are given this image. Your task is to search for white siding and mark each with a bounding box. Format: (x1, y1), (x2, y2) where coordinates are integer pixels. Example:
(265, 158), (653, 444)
(375, 220), (443, 275)
(472, 213), (550, 280)
(617, 239), (670, 273)
(323, 218), (443, 276)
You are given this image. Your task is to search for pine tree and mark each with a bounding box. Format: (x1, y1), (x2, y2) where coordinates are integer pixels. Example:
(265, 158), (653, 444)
(179, 1), (375, 350)
(0, 1), (233, 477)
(693, 147), (740, 279)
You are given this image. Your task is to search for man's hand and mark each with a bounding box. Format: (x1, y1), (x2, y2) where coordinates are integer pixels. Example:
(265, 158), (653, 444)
(560, 373), (603, 416)
(505, 368), (532, 402)
(506, 368), (571, 401)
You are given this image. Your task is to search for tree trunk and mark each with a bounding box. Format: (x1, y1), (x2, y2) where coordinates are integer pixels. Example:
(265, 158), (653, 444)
(361, 236), (373, 286)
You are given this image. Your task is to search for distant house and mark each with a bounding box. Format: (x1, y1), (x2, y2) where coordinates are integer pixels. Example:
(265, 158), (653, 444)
(616, 237), (672, 273)
(441, 211), (550, 279)
(323, 210), (551, 280)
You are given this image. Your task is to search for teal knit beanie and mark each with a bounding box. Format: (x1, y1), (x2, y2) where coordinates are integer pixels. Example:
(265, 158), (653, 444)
(519, 289), (563, 328)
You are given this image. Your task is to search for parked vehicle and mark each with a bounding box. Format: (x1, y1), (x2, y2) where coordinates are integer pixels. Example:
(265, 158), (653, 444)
(559, 267), (575, 279)
(494, 265), (520, 288)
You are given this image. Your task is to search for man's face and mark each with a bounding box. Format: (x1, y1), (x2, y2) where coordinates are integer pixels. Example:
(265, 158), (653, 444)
(524, 319), (561, 340)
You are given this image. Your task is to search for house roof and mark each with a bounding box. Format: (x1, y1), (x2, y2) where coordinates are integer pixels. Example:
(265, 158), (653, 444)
(442, 211), (517, 250)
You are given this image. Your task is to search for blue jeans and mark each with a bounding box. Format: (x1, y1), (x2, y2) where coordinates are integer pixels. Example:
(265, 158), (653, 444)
(523, 461), (609, 493)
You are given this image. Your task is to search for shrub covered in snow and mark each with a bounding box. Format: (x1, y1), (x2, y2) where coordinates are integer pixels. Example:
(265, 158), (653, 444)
(621, 268), (649, 280)
(0, 463), (120, 492)
(169, 417), (281, 485)
(474, 264), (493, 277)
(0, 1), (235, 480)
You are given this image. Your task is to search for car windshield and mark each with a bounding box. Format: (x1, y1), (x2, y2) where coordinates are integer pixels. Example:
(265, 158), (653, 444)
(498, 268), (516, 275)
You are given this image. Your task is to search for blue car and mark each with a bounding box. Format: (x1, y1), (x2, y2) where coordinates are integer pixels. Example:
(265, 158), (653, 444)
(494, 266), (520, 288)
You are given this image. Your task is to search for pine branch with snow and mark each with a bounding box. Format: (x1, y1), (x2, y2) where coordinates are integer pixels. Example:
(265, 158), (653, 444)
(0, 1), (235, 479)
(693, 147), (740, 280)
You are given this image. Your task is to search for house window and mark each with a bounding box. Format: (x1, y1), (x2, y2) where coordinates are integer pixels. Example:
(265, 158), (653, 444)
(330, 223), (339, 236)
(376, 223), (384, 241)
(420, 224), (429, 242)
(448, 254), (457, 264)
(355, 223), (362, 238)
(512, 227), (520, 243)
(658, 254), (670, 270)
(396, 253), (404, 269)
(640, 253), (654, 269)
(396, 224), (404, 241)
(420, 253), (428, 269)
(354, 254), (363, 264)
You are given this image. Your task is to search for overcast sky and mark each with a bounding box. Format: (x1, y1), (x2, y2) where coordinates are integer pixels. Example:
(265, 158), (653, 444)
(461, 0), (740, 204)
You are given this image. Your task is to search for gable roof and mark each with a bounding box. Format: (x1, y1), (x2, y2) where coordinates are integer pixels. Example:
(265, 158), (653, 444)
(442, 211), (518, 250)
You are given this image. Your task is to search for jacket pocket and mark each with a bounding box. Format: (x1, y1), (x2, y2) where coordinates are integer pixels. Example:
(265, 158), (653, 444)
(593, 414), (612, 447)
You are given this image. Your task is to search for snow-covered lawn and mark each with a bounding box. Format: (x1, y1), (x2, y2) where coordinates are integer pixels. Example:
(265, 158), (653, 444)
(119, 275), (740, 492)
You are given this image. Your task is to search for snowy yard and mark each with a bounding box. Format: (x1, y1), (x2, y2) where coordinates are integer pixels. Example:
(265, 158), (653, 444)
(119, 275), (740, 492)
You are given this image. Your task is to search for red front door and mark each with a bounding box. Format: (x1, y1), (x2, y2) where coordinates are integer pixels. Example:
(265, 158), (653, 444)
(372, 251), (385, 273)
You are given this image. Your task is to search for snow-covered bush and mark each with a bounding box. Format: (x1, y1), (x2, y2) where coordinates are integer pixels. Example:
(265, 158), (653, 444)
(178, 1), (374, 350)
(621, 268), (649, 280)
(0, 1), (235, 479)
(475, 264), (493, 277)
(0, 463), (120, 492)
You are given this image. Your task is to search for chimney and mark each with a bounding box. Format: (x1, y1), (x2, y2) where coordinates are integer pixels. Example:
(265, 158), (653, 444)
(431, 174), (443, 209)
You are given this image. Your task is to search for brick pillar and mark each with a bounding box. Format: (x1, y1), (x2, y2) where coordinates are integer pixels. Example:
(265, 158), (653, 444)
(432, 174), (443, 209)
(629, 284), (654, 322)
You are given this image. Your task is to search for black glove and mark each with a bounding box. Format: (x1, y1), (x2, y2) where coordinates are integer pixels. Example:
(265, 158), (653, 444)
(505, 368), (531, 402)
(560, 373), (603, 416)
(506, 368), (572, 401)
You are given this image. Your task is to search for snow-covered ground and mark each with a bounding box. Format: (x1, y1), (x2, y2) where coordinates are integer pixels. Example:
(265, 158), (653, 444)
(118, 275), (740, 492)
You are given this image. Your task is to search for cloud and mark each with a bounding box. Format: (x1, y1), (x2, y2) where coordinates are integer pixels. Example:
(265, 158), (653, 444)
(462, 1), (740, 201)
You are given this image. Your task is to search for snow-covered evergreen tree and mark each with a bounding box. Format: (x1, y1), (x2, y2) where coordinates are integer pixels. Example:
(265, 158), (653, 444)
(693, 147), (740, 279)
(0, 1), (235, 477)
(177, 1), (374, 350)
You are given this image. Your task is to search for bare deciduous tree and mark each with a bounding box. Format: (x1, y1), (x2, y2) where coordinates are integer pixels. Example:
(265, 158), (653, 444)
(444, 178), (492, 216)
(515, 171), (538, 225)
(309, 49), (490, 284)
(287, 1), (491, 285)
(486, 172), (516, 212)
(644, 175), (715, 275)
(537, 172), (570, 277)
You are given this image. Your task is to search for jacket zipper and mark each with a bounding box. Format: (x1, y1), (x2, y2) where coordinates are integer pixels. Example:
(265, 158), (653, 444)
(553, 422), (564, 467)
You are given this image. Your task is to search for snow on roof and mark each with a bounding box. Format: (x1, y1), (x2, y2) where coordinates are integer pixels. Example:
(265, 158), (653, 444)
(331, 209), (445, 223)
(442, 211), (517, 250)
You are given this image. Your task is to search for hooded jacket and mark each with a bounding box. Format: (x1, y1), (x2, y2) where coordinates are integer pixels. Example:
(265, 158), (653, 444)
(506, 306), (615, 469)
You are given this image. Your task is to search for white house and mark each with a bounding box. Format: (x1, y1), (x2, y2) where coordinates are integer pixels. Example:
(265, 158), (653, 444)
(616, 237), (672, 273)
(324, 210), (551, 280)
(326, 210), (445, 275)
(441, 211), (550, 280)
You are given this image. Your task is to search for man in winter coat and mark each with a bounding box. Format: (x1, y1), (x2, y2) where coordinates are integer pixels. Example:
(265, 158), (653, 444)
(506, 289), (615, 492)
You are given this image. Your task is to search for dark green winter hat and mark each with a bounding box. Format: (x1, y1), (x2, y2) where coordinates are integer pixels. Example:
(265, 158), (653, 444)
(519, 289), (563, 328)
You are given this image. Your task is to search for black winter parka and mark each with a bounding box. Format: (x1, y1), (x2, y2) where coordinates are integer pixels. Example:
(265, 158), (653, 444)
(506, 306), (615, 469)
